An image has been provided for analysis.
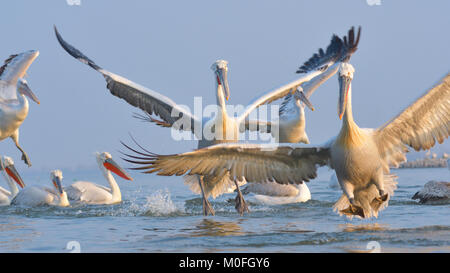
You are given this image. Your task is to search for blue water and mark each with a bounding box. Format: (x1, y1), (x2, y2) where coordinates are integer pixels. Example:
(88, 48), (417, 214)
(0, 167), (448, 253)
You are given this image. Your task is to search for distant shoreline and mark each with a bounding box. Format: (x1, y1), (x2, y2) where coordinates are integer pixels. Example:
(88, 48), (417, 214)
(399, 158), (448, 169)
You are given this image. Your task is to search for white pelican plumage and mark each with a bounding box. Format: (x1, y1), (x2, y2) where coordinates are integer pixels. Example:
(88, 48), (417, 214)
(241, 27), (360, 200)
(243, 182), (311, 205)
(64, 152), (133, 205)
(11, 170), (69, 207)
(412, 181), (450, 204)
(124, 38), (450, 219)
(54, 26), (345, 216)
(0, 51), (40, 167)
(0, 155), (25, 205)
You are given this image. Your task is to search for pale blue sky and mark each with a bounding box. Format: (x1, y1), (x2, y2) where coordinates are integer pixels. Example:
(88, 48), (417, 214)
(0, 0), (449, 172)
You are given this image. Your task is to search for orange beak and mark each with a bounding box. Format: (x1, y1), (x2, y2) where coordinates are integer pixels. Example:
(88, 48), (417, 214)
(103, 158), (133, 181)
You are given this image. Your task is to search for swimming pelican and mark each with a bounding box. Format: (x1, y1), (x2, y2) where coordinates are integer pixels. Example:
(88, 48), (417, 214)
(412, 181), (450, 204)
(0, 155), (25, 205)
(64, 152), (133, 205)
(124, 51), (450, 218)
(242, 182), (311, 205)
(54, 26), (343, 216)
(11, 170), (69, 207)
(0, 51), (40, 167)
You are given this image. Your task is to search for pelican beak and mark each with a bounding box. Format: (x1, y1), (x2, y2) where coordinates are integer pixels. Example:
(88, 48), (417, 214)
(52, 176), (64, 196)
(5, 164), (25, 188)
(338, 75), (351, 120)
(103, 158), (133, 181)
(296, 87), (315, 111)
(216, 68), (230, 101)
(18, 78), (40, 104)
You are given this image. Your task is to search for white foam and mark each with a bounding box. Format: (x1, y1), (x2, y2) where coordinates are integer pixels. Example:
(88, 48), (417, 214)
(143, 189), (180, 216)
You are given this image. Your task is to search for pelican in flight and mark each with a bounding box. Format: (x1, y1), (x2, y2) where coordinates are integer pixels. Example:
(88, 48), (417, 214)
(0, 155), (25, 205)
(0, 51), (40, 167)
(54, 26), (344, 216)
(11, 170), (69, 207)
(241, 27), (360, 201)
(64, 152), (133, 205)
(123, 42), (450, 218)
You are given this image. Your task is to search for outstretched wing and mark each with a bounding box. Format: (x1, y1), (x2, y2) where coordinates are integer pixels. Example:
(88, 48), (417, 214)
(54, 26), (201, 135)
(122, 141), (331, 184)
(375, 73), (450, 168)
(236, 31), (345, 124)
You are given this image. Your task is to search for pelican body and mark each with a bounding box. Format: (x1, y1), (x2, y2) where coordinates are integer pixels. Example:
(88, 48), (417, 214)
(0, 155), (25, 205)
(0, 51), (40, 167)
(12, 170), (69, 207)
(65, 152), (133, 205)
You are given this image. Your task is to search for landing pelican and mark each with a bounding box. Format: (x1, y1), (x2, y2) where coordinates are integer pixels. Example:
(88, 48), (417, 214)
(412, 181), (450, 204)
(11, 170), (69, 207)
(64, 152), (133, 205)
(0, 51), (40, 166)
(54, 26), (343, 216)
(0, 155), (25, 205)
(125, 40), (450, 218)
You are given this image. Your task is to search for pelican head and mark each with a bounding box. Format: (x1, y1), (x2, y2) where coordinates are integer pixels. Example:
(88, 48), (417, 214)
(295, 86), (315, 111)
(338, 62), (355, 120)
(96, 152), (133, 181)
(0, 156), (25, 188)
(211, 60), (230, 101)
(1, 50), (39, 82)
(18, 78), (40, 104)
(50, 169), (64, 195)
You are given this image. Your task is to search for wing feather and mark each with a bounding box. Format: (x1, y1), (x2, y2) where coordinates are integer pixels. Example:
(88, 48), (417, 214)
(375, 73), (450, 167)
(54, 26), (200, 134)
(122, 142), (331, 185)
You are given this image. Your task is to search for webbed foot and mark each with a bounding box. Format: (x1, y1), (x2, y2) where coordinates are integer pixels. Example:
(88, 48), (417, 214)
(370, 194), (388, 211)
(340, 204), (365, 218)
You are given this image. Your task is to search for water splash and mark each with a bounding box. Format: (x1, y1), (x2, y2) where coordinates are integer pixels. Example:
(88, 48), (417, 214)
(142, 189), (182, 216)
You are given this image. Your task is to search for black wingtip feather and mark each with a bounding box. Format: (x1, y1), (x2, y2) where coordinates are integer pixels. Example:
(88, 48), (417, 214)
(54, 25), (102, 71)
(296, 26), (362, 74)
(296, 32), (344, 74)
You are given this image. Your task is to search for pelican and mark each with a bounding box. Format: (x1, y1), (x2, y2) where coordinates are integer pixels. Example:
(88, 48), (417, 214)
(412, 181), (450, 204)
(64, 152), (133, 205)
(11, 170), (69, 207)
(242, 182), (311, 205)
(0, 51), (40, 167)
(0, 155), (25, 205)
(124, 34), (450, 219)
(54, 26), (344, 216)
(241, 27), (360, 200)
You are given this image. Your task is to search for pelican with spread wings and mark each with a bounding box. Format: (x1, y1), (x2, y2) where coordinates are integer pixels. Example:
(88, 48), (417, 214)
(0, 51), (40, 166)
(124, 59), (450, 219)
(54, 25), (350, 216)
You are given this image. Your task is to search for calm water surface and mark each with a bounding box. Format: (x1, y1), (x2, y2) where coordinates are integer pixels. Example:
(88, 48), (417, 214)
(0, 167), (448, 253)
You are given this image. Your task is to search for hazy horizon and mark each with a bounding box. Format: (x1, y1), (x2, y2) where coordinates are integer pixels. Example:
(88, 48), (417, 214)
(0, 0), (449, 173)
